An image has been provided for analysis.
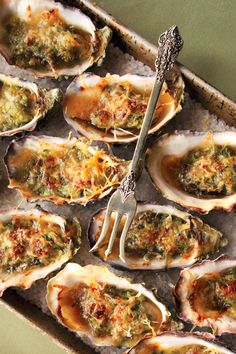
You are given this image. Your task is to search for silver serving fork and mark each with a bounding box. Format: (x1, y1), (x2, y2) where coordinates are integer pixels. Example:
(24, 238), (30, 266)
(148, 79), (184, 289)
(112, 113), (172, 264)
(90, 25), (183, 262)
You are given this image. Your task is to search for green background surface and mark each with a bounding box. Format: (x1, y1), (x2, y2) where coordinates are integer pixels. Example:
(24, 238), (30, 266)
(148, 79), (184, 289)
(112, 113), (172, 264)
(98, 0), (236, 101)
(0, 1), (235, 354)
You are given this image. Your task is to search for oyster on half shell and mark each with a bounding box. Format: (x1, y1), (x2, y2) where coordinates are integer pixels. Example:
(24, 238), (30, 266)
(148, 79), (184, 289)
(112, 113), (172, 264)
(174, 256), (236, 335)
(146, 131), (236, 213)
(0, 208), (81, 296)
(127, 332), (234, 354)
(63, 72), (184, 143)
(0, 73), (60, 136)
(0, 0), (111, 77)
(89, 203), (226, 270)
(5, 135), (130, 205)
(46, 263), (170, 348)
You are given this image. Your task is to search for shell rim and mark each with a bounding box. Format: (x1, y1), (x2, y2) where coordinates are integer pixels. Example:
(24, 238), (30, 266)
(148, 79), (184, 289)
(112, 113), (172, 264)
(145, 130), (236, 214)
(4, 134), (129, 206)
(63, 72), (184, 143)
(88, 201), (224, 271)
(174, 255), (236, 335)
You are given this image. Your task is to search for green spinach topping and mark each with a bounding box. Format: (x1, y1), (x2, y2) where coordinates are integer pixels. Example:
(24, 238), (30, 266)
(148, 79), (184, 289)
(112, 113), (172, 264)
(3, 9), (90, 71)
(90, 83), (148, 130)
(124, 211), (222, 262)
(79, 283), (159, 346)
(0, 80), (36, 131)
(178, 144), (236, 197)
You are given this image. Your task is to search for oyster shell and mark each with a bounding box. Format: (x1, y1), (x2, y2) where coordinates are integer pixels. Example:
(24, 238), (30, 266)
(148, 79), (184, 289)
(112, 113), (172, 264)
(46, 263), (170, 348)
(146, 131), (236, 213)
(89, 203), (226, 270)
(5, 135), (130, 205)
(127, 332), (234, 353)
(0, 73), (61, 136)
(0, 208), (81, 296)
(0, 0), (111, 78)
(63, 72), (184, 143)
(174, 256), (236, 335)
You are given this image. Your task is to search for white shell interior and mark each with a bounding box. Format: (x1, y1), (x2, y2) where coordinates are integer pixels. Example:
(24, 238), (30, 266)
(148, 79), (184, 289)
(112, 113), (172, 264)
(176, 257), (236, 335)
(0, 0), (111, 77)
(147, 131), (236, 213)
(46, 263), (169, 347)
(64, 72), (182, 143)
(0, 208), (77, 296)
(0, 73), (60, 136)
(2, 0), (95, 38)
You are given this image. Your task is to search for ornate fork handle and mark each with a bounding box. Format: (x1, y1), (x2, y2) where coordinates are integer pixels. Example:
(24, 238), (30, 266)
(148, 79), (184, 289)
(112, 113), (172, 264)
(119, 25), (183, 202)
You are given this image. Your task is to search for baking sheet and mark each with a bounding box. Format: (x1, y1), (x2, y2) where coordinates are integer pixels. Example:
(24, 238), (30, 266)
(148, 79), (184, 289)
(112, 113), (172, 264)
(0, 43), (236, 354)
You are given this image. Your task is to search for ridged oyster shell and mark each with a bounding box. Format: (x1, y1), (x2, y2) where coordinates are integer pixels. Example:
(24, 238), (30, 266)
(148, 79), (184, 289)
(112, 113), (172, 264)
(0, 0), (112, 77)
(89, 203), (226, 270)
(0, 208), (81, 296)
(174, 256), (236, 335)
(0, 73), (60, 136)
(46, 263), (170, 348)
(146, 131), (236, 213)
(63, 72), (184, 143)
(5, 135), (130, 205)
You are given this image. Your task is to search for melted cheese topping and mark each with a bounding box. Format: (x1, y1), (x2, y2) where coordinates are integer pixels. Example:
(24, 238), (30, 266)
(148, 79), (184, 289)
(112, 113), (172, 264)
(57, 282), (162, 347)
(90, 82), (150, 130)
(94, 211), (225, 266)
(0, 213), (79, 274)
(178, 144), (236, 197)
(65, 80), (174, 133)
(7, 138), (129, 204)
(190, 266), (236, 321)
(0, 80), (36, 131)
(3, 8), (91, 71)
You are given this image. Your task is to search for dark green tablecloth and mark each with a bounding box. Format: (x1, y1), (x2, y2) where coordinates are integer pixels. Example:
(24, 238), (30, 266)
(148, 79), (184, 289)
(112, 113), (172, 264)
(97, 0), (236, 101)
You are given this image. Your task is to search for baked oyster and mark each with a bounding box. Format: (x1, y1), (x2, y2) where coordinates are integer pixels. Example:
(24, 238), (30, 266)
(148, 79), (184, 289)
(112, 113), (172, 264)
(63, 72), (184, 143)
(89, 203), (226, 270)
(146, 131), (236, 213)
(0, 208), (81, 296)
(0, 0), (111, 77)
(5, 135), (129, 205)
(0, 73), (60, 136)
(175, 256), (236, 335)
(46, 263), (170, 348)
(127, 332), (234, 353)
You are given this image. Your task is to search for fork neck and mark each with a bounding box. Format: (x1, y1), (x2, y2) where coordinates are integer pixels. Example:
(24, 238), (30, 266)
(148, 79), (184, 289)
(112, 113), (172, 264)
(130, 75), (164, 177)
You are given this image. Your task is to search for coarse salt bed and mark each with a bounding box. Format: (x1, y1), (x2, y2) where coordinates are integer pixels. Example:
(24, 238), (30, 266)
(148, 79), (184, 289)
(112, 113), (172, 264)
(1, 42), (236, 354)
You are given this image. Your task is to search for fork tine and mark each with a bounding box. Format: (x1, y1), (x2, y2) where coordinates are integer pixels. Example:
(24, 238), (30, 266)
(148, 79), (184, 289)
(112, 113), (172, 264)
(104, 212), (122, 259)
(119, 212), (135, 263)
(89, 207), (112, 252)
